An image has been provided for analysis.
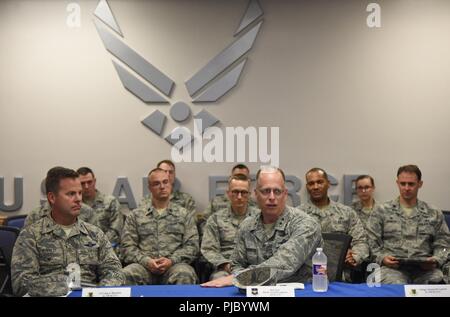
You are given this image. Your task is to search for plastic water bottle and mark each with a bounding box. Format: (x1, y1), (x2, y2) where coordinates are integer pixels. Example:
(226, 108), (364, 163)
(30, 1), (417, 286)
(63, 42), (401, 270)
(312, 247), (328, 292)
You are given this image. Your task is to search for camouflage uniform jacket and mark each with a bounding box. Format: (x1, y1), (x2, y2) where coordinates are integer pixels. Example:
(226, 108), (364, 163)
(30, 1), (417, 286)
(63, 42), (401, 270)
(24, 201), (95, 227)
(201, 204), (260, 268)
(12, 215), (124, 297)
(231, 206), (322, 282)
(366, 197), (450, 266)
(196, 195), (257, 228)
(300, 200), (369, 264)
(140, 191), (196, 214)
(120, 202), (199, 267)
(351, 200), (380, 230)
(84, 190), (123, 244)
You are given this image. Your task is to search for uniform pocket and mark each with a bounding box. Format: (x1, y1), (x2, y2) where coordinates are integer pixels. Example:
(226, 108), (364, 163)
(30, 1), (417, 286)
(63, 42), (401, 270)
(138, 222), (156, 237)
(166, 224), (184, 235)
(417, 224), (434, 241)
(384, 220), (401, 238)
(79, 246), (100, 265)
(39, 249), (64, 268)
(219, 226), (235, 244)
(246, 246), (259, 264)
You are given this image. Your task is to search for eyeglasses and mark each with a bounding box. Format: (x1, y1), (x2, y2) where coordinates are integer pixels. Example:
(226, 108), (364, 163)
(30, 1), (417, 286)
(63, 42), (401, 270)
(356, 186), (372, 192)
(231, 190), (249, 197)
(257, 188), (284, 197)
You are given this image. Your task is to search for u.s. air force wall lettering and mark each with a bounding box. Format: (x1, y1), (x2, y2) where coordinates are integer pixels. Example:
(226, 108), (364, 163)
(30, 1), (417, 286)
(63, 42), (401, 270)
(1, 174), (361, 212)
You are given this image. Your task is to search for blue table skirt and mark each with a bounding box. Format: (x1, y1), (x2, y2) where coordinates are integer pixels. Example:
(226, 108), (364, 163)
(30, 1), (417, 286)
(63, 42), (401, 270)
(68, 282), (405, 297)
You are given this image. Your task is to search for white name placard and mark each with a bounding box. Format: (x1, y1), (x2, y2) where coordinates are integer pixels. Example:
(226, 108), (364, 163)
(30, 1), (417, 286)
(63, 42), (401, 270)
(246, 286), (295, 297)
(405, 285), (450, 297)
(81, 287), (131, 297)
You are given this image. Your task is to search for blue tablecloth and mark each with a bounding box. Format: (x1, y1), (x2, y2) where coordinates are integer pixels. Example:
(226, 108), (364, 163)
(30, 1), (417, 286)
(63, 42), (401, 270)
(68, 282), (405, 297)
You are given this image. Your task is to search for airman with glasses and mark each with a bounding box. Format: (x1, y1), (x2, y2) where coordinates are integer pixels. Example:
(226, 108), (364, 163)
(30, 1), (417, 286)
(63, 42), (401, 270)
(201, 174), (259, 280)
(121, 168), (199, 285)
(197, 164), (257, 232)
(352, 175), (378, 230)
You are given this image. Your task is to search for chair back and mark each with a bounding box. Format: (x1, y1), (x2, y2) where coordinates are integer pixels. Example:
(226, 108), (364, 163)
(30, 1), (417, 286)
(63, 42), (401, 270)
(322, 233), (352, 282)
(0, 226), (20, 295)
(443, 211), (450, 230)
(5, 215), (27, 230)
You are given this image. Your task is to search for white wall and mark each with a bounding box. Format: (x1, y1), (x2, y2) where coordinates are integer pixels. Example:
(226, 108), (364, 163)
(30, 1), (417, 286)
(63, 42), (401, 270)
(1, 0), (450, 216)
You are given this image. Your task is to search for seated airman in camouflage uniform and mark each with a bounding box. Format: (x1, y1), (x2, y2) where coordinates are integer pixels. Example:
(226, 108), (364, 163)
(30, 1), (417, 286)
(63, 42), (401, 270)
(139, 160), (196, 215)
(77, 167), (124, 245)
(121, 168), (199, 285)
(196, 164), (257, 234)
(201, 174), (259, 280)
(201, 166), (322, 287)
(366, 165), (450, 284)
(12, 167), (124, 296)
(25, 200), (95, 228)
(351, 175), (379, 230)
(300, 168), (369, 278)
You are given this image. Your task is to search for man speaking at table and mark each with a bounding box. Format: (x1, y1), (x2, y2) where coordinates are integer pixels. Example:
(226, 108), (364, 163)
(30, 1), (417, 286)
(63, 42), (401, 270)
(201, 166), (322, 287)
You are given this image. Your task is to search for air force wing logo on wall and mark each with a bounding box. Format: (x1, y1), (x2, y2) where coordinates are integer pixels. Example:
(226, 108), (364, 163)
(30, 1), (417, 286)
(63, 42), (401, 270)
(93, 0), (263, 145)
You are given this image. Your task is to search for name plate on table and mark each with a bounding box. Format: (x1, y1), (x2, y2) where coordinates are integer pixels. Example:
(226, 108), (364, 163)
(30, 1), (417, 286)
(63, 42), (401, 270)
(405, 285), (450, 297)
(246, 286), (295, 297)
(81, 287), (131, 297)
